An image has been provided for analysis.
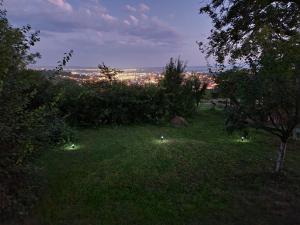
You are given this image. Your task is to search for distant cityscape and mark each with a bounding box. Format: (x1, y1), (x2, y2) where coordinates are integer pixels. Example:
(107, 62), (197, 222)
(33, 66), (210, 73)
(34, 66), (217, 89)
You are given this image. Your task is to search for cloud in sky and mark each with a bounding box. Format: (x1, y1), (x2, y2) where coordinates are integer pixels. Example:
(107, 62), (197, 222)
(3, 0), (210, 67)
(5, 0), (180, 45)
(139, 3), (150, 13)
(129, 15), (139, 25)
(126, 3), (150, 13)
(125, 4), (136, 12)
(48, 0), (73, 12)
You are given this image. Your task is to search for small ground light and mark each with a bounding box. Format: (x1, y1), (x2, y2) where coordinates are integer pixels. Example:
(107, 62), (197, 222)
(241, 136), (245, 142)
(161, 135), (164, 141)
(64, 143), (80, 151)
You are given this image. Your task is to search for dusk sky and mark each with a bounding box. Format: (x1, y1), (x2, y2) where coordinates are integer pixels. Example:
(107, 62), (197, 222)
(3, 0), (212, 68)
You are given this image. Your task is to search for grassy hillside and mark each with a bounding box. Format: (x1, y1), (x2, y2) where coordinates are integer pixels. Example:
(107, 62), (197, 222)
(31, 109), (299, 225)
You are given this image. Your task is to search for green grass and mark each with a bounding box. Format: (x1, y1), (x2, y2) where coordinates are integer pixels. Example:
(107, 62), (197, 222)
(32, 109), (300, 225)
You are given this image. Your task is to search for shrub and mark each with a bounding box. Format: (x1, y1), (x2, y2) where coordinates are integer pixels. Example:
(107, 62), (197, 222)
(55, 58), (208, 127)
(56, 80), (167, 126)
(0, 70), (72, 221)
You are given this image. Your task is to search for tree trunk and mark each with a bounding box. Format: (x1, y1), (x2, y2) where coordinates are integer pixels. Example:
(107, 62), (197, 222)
(275, 141), (287, 173)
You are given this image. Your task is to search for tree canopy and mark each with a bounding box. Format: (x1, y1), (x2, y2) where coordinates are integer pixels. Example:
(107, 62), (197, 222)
(0, 2), (40, 76)
(200, 0), (300, 172)
(199, 0), (300, 65)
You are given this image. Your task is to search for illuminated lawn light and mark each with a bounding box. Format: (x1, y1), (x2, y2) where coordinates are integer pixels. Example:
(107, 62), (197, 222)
(235, 137), (250, 143)
(64, 143), (80, 151)
(152, 135), (170, 145)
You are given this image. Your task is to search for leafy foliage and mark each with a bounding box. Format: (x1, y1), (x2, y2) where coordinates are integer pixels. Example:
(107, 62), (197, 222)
(0, 5), (40, 76)
(0, 6), (71, 221)
(0, 70), (72, 220)
(55, 80), (166, 125)
(160, 58), (207, 117)
(185, 74), (208, 107)
(201, 0), (300, 172)
(55, 59), (207, 126)
(98, 63), (123, 82)
(55, 50), (74, 74)
(199, 0), (300, 65)
(215, 34), (300, 171)
(234, 34), (300, 132)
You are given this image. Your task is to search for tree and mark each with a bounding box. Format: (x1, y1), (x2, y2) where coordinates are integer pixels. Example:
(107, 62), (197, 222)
(0, 3), (70, 220)
(160, 57), (186, 116)
(186, 74), (208, 107)
(0, 1), (40, 76)
(161, 58), (185, 92)
(160, 58), (206, 116)
(200, 0), (300, 172)
(55, 50), (74, 74)
(199, 0), (300, 66)
(98, 62), (122, 82)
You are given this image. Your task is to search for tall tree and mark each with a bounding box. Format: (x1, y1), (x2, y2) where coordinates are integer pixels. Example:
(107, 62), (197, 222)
(0, 3), (68, 220)
(200, 0), (300, 172)
(160, 58), (186, 116)
(0, 0), (40, 77)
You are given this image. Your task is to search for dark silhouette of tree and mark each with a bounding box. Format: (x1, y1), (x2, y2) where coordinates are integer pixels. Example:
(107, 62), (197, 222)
(201, 0), (300, 172)
(0, 3), (70, 220)
(161, 57), (185, 92)
(98, 62), (122, 82)
(160, 58), (207, 116)
(0, 1), (40, 76)
(55, 50), (74, 74)
(186, 74), (208, 107)
(199, 0), (300, 66)
(160, 58), (186, 116)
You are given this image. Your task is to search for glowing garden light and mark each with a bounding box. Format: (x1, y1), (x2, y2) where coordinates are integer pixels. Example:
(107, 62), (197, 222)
(235, 136), (251, 143)
(64, 143), (80, 151)
(152, 135), (170, 145)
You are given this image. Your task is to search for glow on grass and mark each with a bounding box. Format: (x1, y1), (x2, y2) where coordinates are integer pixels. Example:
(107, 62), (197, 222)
(64, 143), (81, 151)
(235, 138), (251, 143)
(152, 136), (170, 145)
(153, 139), (170, 145)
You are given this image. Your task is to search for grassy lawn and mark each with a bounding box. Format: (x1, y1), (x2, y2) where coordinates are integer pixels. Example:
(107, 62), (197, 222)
(32, 109), (299, 225)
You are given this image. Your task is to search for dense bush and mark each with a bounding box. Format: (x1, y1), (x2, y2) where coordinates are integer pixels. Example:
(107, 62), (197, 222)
(54, 58), (208, 127)
(0, 70), (71, 220)
(96, 83), (166, 124)
(56, 80), (167, 126)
